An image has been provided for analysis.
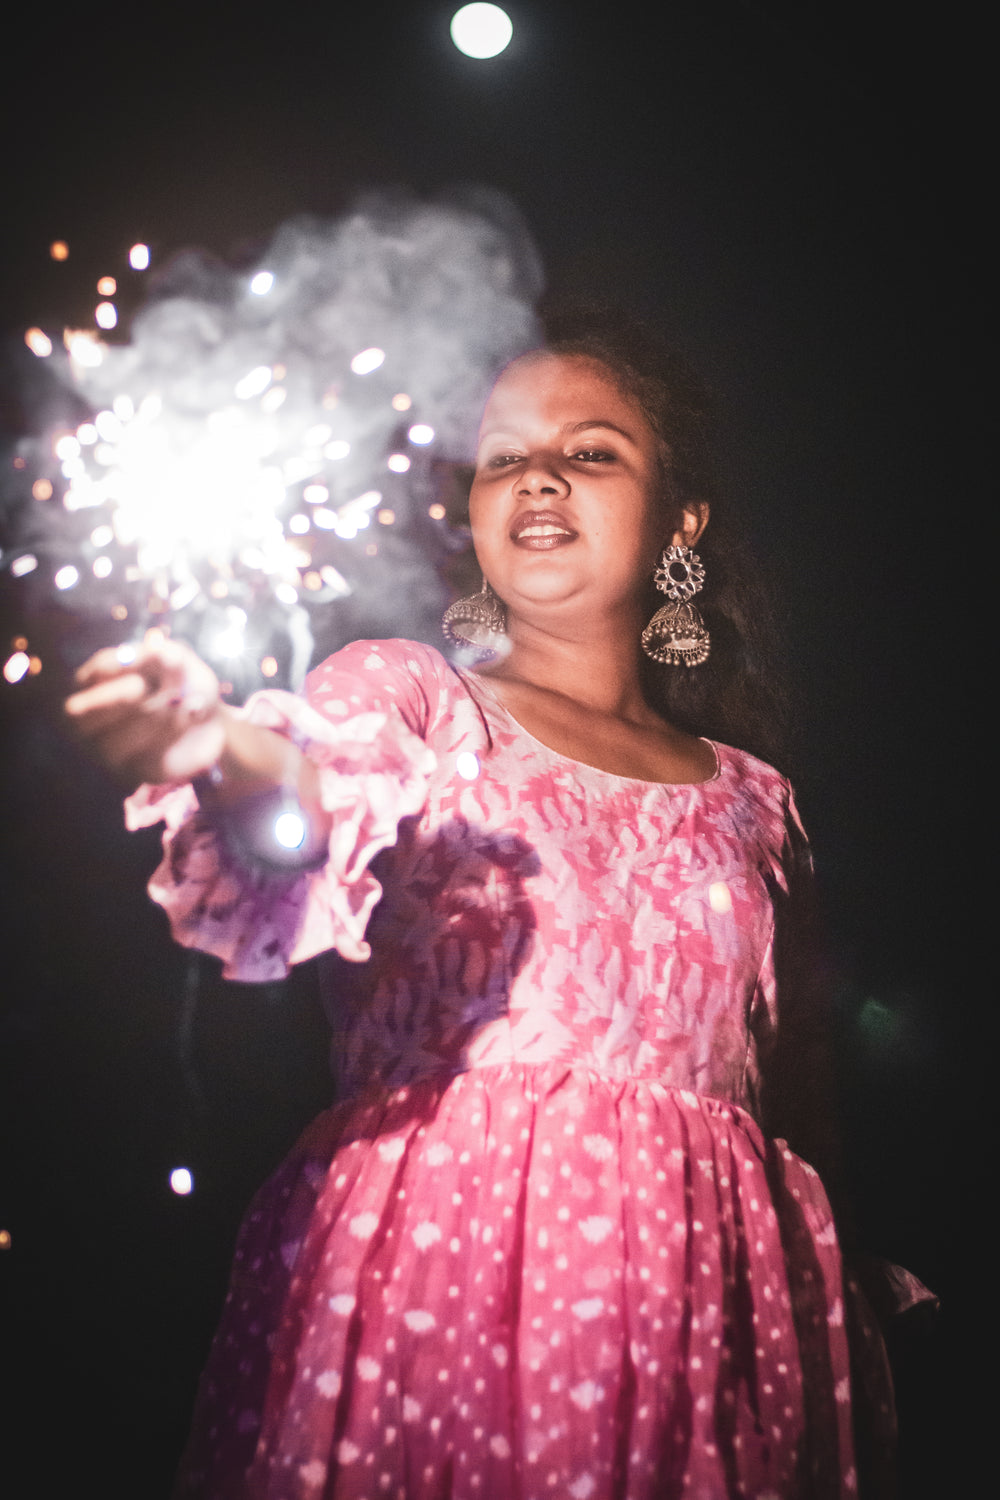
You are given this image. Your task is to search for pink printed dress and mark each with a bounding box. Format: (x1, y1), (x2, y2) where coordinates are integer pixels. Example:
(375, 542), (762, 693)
(127, 640), (891, 1499)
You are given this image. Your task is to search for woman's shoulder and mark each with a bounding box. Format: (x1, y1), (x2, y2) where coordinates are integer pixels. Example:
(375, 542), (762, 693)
(710, 738), (797, 830)
(305, 639), (473, 737)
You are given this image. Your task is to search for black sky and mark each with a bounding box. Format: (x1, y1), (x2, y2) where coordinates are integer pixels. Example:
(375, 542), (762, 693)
(0, 3), (983, 1493)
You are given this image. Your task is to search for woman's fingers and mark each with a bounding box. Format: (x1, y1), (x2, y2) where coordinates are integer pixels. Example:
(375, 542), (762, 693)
(65, 669), (150, 724)
(65, 637), (224, 785)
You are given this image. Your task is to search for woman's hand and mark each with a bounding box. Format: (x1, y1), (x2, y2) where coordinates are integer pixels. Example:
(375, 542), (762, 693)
(65, 636), (225, 789)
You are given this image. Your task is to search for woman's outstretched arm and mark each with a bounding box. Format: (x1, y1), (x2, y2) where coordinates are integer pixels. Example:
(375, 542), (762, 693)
(65, 638), (332, 852)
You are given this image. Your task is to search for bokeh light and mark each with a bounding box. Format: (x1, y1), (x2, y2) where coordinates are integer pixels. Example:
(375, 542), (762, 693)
(24, 327), (53, 357)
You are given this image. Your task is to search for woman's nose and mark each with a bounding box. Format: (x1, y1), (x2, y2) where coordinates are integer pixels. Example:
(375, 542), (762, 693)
(517, 455), (569, 495)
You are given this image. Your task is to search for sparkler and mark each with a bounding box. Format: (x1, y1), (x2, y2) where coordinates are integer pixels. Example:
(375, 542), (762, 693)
(3, 190), (542, 695)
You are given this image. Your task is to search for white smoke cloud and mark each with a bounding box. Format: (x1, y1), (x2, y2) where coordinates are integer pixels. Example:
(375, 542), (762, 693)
(5, 186), (543, 690)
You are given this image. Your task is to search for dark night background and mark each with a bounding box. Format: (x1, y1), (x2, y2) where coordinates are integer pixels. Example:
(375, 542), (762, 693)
(0, 3), (984, 1495)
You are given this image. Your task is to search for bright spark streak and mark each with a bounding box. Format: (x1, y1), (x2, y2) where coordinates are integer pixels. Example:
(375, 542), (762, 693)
(234, 365), (272, 400)
(65, 331), (104, 367)
(3, 652), (31, 684)
(351, 347), (385, 375)
(25, 327), (53, 357)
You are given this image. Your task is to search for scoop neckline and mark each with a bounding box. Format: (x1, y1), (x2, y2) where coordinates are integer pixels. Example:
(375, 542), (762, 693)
(460, 669), (723, 790)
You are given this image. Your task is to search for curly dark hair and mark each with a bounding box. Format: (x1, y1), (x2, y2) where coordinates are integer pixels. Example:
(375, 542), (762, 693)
(536, 299), (792, 770)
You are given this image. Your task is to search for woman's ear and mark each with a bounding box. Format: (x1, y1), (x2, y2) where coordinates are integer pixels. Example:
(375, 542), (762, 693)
(670, 500), (710, 549)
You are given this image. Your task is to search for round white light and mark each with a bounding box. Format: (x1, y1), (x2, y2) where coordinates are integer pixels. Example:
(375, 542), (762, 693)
(274, 810), (307, 850)
(450, 4), (513, 59)
(408, 424), (435, 445)
(456, 751), (481, 780)
(169, 1167), (193, 1195)
(250, 270), (274, 295)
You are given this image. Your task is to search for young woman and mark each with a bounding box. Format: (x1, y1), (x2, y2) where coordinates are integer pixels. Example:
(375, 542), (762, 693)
(66, 327), (906, 1497)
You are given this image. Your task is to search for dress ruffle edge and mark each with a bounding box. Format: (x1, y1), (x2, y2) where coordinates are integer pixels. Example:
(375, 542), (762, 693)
(124, 689), (437, 981)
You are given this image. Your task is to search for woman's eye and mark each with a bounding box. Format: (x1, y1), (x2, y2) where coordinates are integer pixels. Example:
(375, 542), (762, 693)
(572, 449), (614, 462)
(484, 453), (520, 469)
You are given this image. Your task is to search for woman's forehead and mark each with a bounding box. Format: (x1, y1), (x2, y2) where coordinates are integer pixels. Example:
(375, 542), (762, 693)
(480, 351), (649, 435)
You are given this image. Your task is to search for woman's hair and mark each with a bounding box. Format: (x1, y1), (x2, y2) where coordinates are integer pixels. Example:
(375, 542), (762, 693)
(537, 300), (793, 770)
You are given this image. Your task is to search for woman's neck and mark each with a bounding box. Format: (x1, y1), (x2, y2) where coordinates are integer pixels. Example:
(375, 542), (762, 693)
(481, 617), (656, 725)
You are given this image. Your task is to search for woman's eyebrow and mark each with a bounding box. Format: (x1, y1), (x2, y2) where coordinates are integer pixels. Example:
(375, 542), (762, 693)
(566, 419), (638, 441)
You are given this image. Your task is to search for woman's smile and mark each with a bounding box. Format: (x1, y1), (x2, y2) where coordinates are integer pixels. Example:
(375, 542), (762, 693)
(509, 509), (579, 547)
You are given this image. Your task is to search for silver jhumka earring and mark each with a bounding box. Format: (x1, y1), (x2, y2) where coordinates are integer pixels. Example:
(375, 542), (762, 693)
(442, 578), (508, 658)
(641, 545), (711, 667)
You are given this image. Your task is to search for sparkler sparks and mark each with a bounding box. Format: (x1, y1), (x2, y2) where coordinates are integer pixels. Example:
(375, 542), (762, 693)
(4, 190), (542, 693)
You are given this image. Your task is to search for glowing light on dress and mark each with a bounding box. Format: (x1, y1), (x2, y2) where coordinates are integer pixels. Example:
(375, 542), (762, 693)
(708, 882), (733, 914)
(450, 4), (513, 58)
(274, 809), (307, 849)
(249, 270), (274, 295)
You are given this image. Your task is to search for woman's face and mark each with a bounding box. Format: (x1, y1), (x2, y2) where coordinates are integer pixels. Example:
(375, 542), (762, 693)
(469, 353), (677, 633)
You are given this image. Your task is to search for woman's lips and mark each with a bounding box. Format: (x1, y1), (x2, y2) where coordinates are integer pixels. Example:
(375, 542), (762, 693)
(509, 510), (578, 548)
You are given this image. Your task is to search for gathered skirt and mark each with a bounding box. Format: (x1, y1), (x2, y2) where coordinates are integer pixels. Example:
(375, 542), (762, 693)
(174, 1063), (890, 1499)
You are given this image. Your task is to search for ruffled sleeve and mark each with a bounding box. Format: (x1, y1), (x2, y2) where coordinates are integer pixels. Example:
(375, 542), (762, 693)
(124, 642), (440, 982)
